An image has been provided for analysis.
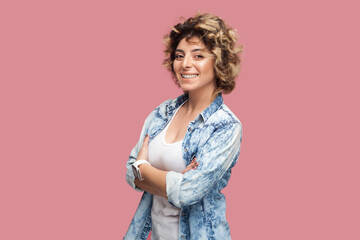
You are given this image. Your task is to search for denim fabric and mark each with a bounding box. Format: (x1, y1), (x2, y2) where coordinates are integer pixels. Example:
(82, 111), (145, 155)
(124, 93), (242, 240)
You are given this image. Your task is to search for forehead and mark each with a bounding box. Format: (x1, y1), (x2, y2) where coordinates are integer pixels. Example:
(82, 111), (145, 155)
(176, 37), (205, 50)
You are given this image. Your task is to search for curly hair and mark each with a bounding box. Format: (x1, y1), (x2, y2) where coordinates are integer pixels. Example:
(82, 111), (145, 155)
(163, 12), (243, 95)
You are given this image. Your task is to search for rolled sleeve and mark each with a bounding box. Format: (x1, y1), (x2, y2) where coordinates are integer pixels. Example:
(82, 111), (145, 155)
(166, 171), (184, 208)
(166, 122), (242, 207)
(126, 170), (144, 192)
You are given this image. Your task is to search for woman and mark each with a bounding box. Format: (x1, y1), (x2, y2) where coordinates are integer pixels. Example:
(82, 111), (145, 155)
(124, 13), (243, 240)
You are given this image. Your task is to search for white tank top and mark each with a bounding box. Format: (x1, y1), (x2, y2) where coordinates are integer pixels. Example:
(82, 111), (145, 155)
(147, 101), (187, 240)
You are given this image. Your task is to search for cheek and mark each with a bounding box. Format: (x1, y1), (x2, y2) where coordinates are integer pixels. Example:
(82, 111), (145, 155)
(200, 61), (215, 77)
(173, 61), (181, 73)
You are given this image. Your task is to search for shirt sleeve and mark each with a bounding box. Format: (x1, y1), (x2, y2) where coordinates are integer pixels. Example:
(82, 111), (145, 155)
(166, 122), (242, 208)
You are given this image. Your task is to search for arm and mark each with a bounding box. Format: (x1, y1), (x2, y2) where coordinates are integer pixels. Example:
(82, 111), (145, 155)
(166, 122), (242, 208)
(134, 164), (168, 198)
(135, 122), (242, 208)
(134, 135), (199, 198)
(125, 116), (150, 191)
(125, 99), (173, 191)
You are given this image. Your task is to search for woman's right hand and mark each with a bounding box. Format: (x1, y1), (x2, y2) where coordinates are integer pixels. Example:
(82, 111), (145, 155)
(181, 158), (199, 174)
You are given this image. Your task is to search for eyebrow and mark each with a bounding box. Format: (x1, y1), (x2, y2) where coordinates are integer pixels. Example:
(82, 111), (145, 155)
(175, 48), (204, 53)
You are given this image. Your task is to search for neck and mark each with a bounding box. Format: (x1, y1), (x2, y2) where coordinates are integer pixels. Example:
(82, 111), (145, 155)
(184, 88), (217, 115)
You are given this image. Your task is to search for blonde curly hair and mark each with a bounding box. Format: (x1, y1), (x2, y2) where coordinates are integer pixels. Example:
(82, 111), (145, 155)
(163, 12), (243, 95)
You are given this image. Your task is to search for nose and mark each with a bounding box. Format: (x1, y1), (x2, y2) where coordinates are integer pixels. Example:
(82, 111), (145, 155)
(181, 54), (192, 69)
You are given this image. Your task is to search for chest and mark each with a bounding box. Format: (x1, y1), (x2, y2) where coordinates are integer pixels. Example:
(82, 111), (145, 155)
(165, 107), (199, 144)
(146, 106), (215, 166)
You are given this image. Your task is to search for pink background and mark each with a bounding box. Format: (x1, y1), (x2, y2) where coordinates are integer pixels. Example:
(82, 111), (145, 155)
(1, 0), (359, 239)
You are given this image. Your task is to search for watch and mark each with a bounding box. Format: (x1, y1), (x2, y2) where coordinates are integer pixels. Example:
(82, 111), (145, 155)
(132, 160), (151, 181)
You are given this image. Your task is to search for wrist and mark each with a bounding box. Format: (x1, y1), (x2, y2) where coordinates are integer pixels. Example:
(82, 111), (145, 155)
(138, 163), (151, 179)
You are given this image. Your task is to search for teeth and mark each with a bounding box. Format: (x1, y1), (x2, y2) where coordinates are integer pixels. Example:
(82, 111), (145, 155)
(182, 74), (198, 79)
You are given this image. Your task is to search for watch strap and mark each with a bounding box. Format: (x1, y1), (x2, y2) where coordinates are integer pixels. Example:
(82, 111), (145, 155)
(132, 160), (151, 180)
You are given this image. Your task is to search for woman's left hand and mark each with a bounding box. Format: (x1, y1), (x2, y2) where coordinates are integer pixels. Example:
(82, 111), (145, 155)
(136, 135), (150, 161)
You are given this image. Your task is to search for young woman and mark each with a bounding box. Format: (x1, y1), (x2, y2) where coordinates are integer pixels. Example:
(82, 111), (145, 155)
(124, 13), (243, 240)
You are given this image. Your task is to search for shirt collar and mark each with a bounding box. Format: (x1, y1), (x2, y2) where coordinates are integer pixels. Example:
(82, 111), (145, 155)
(200, 93), (223, 122)
(166, 93), (223, 122)
(166, 93), (189, 117)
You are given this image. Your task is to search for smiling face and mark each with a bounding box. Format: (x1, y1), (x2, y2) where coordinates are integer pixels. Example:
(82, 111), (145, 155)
(173, 37), (216, 95)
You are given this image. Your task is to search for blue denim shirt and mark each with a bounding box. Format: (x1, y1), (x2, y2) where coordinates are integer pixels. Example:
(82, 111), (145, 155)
(124, 93), (242, 240)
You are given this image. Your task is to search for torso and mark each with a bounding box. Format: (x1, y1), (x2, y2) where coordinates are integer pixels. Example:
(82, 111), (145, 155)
(125, 93), (241, 240)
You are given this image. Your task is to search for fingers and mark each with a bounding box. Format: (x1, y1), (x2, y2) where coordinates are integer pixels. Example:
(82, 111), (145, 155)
(192, 161), (199, 169)
(182, 158), (199, 174)
(141, 135), (149, 151)
(134, 178), (143, 190)
(143, 134), (149, 146)
(191, 158), (199, 169)
(137, 135), (150, 161)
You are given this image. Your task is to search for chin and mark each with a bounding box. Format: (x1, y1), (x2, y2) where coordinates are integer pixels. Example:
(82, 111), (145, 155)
(179, 85), (194, 92)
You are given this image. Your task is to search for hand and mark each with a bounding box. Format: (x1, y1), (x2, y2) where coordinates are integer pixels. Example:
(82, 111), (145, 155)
(182, 158), (199, 174)
(137, 134), (150, 161)
(134, 176), (150, 190)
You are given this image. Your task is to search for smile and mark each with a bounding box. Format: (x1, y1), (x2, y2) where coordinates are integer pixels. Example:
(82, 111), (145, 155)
(181, 74), (199, 79)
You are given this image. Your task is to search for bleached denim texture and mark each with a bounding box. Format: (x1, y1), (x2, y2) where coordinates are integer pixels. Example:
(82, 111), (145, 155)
(124, 93), (242, 240)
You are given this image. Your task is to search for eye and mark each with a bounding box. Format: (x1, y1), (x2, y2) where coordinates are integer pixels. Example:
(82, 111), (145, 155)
(175, 54), (184, 60)
(194, 55), (204, 59)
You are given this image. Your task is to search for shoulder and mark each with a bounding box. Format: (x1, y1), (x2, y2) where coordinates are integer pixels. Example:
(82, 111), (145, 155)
(207, 103), (242, 130)
(143, 95), (182, 127)
(197, 103), (242, 147)
(144, 99), (171, 123)
(146, 93), (188, 121)
(152, 98), (172, 114)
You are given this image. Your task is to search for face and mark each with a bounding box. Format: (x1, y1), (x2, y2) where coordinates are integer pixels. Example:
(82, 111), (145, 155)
(173, 37), (216, 95)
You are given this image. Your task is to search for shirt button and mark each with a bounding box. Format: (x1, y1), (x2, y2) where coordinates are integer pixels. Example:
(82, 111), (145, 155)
(181, 236), (185, 239)
(184, 148), (188, 152)
(182, 212), (185, 216)
(188, 128), (192, 132)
